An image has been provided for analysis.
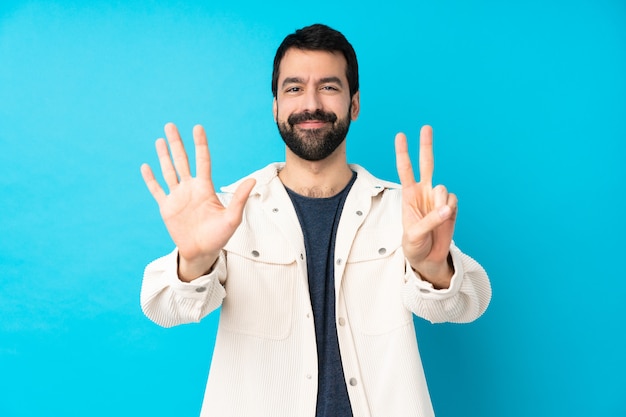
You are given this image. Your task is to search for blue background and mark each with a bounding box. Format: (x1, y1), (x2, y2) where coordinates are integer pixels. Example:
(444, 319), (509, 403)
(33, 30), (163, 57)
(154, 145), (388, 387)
(1, 1), (625, 416)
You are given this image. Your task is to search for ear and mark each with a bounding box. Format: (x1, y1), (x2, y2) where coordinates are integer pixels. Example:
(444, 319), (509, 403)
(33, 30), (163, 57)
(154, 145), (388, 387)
(272, 97), (278, 122)
(350, 91), (360, 121)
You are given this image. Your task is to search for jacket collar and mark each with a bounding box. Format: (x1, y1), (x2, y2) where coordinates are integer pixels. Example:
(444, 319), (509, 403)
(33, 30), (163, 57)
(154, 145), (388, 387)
(220, 162), (400, 197)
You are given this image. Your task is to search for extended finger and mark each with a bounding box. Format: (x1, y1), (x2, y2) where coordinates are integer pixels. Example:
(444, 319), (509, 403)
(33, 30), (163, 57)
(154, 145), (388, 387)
(164, 122), (192, 180)
(140, 163), (166, 204)
(156, 137), (179, 189)
(193, 125), (212, 181)
(395, 132), (416, 186)
(419, 125), (434, 186)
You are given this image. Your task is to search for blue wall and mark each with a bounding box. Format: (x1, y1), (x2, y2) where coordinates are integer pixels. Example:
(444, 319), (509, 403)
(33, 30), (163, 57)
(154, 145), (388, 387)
(1, 1), (624, 416)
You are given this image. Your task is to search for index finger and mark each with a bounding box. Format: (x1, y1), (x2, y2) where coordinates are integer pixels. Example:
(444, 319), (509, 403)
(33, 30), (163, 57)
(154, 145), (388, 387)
(419, 125), (434, 186)
(395, 132), (417, 186)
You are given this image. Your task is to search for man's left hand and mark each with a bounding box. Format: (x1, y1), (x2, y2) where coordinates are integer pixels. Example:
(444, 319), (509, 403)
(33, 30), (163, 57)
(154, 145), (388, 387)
(395, 125), (457, 289)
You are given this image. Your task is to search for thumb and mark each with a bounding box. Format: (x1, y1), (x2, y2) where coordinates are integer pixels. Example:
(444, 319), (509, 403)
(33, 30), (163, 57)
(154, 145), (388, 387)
(225, 178), (256, 223)
(404, 205), (452, 242)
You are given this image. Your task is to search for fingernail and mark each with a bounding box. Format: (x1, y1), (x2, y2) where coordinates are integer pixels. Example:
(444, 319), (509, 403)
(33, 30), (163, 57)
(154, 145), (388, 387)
(438, 205), (451, 219)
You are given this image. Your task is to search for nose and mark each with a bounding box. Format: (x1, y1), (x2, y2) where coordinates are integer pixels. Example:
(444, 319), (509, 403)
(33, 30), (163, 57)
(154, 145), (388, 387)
(302, 88), (322, 112)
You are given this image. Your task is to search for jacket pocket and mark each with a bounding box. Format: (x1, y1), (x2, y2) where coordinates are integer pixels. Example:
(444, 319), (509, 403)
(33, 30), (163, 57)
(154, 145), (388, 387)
(221, 234), (297, 340)
(344, 227), (412, 335)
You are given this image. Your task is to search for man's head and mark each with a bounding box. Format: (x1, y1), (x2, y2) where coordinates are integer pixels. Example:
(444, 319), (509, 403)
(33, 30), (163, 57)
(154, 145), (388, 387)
(271, 24), (359, 99)
(272, 24), (360, 162)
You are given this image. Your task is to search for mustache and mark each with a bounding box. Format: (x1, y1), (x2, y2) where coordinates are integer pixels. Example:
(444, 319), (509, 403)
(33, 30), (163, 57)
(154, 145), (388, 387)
(287, 109), (338, 126)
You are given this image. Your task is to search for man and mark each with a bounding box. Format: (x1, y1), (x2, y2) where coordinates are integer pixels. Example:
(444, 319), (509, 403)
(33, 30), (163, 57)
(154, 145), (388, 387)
(140, 23), (491, 417)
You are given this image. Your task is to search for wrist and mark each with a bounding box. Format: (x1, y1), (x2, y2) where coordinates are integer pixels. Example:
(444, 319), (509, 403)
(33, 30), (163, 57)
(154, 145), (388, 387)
(177, 252), (219, 282)
(410, 253), (454, 289)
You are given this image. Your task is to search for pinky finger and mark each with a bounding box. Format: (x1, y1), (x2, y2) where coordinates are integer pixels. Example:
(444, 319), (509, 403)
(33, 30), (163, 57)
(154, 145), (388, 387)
(141, 163), (166, 204)
(446, 192), (458, 216)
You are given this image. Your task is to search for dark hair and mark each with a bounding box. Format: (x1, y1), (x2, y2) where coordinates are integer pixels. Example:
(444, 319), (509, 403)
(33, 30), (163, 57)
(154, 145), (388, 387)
(271, 23), (359, 98)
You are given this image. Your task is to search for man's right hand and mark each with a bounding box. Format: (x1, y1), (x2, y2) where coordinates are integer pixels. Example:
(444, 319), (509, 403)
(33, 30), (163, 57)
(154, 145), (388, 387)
(140, 123), (256, 282)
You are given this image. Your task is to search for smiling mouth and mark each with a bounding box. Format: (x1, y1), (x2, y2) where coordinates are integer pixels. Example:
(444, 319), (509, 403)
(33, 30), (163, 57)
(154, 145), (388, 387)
(295, 120), (330, 129)
(288, 109), (337, 128)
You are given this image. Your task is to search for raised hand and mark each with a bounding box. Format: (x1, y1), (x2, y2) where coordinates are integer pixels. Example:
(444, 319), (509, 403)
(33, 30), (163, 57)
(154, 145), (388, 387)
(395, 125), (458, 289)
(141, 123), (256, 281)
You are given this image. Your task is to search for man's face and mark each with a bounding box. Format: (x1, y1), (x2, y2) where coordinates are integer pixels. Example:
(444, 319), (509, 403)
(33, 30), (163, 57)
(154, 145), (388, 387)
(273, 48), (360, 161)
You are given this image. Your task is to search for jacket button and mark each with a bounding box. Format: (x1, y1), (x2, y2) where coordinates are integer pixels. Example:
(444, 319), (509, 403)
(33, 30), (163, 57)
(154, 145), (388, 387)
(336, 258), (342, 265)
(356, 210), (363, 216)
(338, 317), (345, 326)
(251, 250), (260, 257)
(195, 287), (206, 293)
(349, 378), (358, 386)
(378, 247), (387, 255)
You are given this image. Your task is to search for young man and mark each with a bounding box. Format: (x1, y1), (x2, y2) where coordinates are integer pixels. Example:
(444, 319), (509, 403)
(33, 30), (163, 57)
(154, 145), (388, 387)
(140, 24), (491, 417)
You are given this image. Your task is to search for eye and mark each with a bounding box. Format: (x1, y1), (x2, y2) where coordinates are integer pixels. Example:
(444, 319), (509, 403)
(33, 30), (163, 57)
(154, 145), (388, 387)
(285, 86), (302, 93)
(321, 85), (339, 91)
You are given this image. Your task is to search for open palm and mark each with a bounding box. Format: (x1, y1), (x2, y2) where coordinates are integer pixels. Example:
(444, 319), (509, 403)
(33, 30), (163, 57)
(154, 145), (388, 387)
(141, 123), (255, 279)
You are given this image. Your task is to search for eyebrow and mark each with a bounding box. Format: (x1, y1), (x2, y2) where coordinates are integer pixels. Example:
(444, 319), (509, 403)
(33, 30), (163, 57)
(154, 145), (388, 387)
(320, 76), (343, 86)
(281, 76), (344, 88)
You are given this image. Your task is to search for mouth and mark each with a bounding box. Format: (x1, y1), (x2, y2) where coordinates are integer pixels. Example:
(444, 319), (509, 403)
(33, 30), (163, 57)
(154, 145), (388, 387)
(295, 120), (330, 129)
(288, 110), (337, 130)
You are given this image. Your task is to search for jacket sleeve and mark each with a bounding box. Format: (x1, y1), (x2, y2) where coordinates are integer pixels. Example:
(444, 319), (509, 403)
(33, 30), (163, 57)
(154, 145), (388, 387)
(140, 249), (227, 328)
(401, 243), (491, 324)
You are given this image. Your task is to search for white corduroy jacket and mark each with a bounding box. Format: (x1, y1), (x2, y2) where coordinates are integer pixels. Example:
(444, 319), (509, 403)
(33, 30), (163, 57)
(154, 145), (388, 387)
(141, 163), (491, 417)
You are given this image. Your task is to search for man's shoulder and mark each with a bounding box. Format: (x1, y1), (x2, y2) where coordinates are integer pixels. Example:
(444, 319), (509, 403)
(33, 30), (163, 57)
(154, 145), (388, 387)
(349, 164), (401, 194)
(220, 163), (284, 194)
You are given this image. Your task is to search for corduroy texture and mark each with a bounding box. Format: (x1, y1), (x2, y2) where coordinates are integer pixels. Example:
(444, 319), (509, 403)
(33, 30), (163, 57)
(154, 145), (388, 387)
(141, 163), (491, 417)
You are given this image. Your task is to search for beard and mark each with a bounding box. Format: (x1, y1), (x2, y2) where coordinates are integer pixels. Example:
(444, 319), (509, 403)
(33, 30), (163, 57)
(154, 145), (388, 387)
(277, 108), (351, 161)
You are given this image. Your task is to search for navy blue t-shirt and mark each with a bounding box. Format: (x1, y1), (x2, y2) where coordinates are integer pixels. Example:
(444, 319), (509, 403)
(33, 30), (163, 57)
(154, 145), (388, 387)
(286, 172), (357, 417)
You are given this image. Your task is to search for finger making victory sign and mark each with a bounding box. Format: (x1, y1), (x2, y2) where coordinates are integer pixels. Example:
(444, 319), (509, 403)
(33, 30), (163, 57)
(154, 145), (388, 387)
(395, 125), (458, 289)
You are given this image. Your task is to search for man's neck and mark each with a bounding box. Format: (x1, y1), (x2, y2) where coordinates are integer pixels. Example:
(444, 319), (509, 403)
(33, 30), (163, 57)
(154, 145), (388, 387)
(278, 148), (353, 198)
